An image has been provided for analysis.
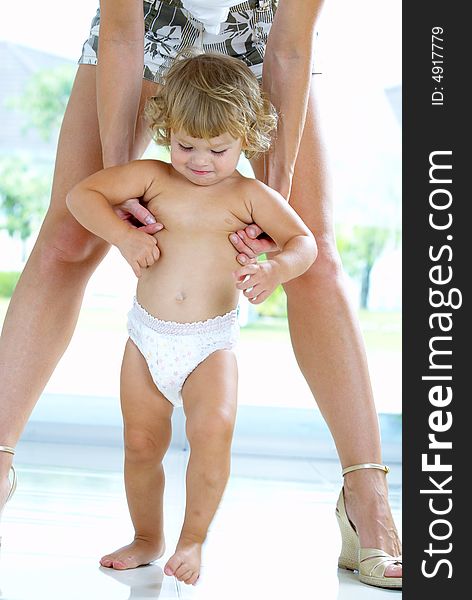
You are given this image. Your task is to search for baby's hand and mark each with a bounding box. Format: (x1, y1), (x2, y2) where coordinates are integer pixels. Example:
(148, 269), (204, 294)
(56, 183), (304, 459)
(233, 260), (280, 304)
(117, 229), (160, 277)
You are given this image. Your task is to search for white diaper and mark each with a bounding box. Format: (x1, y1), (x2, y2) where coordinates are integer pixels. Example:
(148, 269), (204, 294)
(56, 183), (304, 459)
(127, 298), (239, 406)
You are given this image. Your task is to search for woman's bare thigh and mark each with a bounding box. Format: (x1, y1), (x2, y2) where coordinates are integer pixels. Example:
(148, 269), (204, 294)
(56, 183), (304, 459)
(43, 65), (162, 243)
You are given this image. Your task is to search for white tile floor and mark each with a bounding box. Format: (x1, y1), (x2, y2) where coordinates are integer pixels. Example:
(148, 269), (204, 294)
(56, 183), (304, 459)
(0, 442), (402, 600)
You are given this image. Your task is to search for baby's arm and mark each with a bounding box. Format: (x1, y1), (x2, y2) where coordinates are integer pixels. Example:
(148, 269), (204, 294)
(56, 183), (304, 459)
(234, 181), (317, 304)
(66, 160), (165, 277)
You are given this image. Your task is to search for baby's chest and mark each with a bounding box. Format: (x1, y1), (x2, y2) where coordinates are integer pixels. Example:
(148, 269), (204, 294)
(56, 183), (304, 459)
(148, 194), (249, 234)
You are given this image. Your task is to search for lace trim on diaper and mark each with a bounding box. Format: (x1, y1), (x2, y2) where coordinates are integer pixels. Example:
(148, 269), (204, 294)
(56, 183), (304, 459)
(131, 297), (239, 335)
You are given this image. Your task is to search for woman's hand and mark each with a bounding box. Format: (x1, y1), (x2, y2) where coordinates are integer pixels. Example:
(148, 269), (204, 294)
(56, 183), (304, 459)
(114, 198), (163, 235)
(233, 260), (281, 304)
(117, 228), (161, 277)
(229, 225), (279, 265)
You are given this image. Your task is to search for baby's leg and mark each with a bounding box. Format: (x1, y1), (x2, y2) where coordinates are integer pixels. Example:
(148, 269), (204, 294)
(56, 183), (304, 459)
(164, 350), (238, 585)
(101, 339), (174, 570)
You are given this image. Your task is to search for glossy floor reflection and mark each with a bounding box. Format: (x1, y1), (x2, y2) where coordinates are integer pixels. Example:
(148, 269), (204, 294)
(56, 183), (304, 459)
(0, 442), (402, 599)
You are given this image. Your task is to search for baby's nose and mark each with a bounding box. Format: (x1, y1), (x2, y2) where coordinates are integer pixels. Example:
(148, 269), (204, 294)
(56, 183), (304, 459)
(193, 154), (209, 166)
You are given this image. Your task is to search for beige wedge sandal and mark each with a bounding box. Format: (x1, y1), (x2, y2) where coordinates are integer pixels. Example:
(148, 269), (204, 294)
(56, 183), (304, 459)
(336, 463), (402, 589)
(0, 445), (17, 546)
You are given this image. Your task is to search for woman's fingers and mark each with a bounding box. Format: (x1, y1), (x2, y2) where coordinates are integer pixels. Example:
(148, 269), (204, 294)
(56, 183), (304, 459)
(140, 222), (164, 235)
(117, 199), (164, 234)
(229, 232), (257, 259)
(246, 224), (264, 238)
(229, 227), (278, 264)
(121, 198), (157, 226)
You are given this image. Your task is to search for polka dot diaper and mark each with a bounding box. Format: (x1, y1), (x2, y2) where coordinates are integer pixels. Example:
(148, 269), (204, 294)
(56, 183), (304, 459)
(127, 297), (239, 406)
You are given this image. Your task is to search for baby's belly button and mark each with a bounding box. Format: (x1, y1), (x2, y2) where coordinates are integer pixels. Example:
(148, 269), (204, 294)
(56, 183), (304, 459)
(175, 291), (186, 302)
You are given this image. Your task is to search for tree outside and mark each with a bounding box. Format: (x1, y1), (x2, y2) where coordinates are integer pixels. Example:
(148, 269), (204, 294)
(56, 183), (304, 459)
(337, 225), (400, 309)
(0, 157), (50, 260)
(0, 65), (74, 266)
(8, 65), (75, 142)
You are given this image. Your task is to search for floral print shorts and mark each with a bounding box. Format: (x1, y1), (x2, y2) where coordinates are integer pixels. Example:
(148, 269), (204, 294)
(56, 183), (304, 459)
(78, 0), (321, 83)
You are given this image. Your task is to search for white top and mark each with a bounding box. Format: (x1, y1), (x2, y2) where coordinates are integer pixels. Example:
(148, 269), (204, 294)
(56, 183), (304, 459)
(182, 0), (235, 35)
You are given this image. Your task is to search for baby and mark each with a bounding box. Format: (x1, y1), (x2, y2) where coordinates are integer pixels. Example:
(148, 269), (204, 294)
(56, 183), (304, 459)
(67, 53), (317, 585)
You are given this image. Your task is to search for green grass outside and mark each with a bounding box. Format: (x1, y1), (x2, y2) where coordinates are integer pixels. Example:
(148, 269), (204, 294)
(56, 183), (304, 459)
(0, 299), (9, 322)
(240, 310), (401, 351)
(0, 272), (21, 297)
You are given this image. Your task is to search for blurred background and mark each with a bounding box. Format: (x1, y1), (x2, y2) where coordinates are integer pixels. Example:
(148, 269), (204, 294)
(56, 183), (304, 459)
(0, 0), (401, 426)
(0, 2), (401, 598)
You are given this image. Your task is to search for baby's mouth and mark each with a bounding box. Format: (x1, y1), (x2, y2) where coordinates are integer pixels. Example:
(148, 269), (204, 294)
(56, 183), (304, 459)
(189, 168), (212, 175)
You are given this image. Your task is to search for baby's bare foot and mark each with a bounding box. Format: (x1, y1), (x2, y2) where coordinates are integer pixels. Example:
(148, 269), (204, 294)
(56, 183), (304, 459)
(164, 538), (202, 586)
(100, 538), (165, 570)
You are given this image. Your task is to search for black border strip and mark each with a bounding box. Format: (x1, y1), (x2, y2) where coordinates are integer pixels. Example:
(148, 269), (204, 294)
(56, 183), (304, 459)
(403, 2), (467, 595)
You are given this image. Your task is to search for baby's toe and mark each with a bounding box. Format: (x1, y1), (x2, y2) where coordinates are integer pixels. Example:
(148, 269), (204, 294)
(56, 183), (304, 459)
(179, 569), (194, 583)
(174, 563), (191, 580)
(112, 559), (131, 570)
(164, 555), (183, 576)
(100, 556), (113, 568)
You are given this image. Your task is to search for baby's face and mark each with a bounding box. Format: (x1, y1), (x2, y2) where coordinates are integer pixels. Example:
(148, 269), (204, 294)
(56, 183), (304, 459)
(170, 130), (243, 186)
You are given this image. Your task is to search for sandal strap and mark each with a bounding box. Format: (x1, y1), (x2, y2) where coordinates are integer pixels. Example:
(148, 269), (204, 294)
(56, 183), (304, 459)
(342, 463), (390, 476)
(6, 465), (17, 503)
(360, 548), (402, 577)
(0, 446), (17, 504)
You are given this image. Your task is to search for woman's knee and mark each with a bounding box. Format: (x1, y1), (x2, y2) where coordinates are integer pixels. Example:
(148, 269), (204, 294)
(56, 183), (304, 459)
(124, 427), (170, 463)
(36, 211), (109, 272)
(283, 237), (344, 295)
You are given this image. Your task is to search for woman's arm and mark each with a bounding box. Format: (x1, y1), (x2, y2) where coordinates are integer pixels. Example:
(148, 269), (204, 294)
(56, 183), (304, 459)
(96, 1), (159, 227)
(262, 0), (325, 199)
(228, 0), (325, 261)
(97, 0), (145, 168)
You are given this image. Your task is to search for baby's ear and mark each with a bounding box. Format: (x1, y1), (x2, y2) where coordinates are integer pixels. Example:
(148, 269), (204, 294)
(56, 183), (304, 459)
(242, 147), (252, 160)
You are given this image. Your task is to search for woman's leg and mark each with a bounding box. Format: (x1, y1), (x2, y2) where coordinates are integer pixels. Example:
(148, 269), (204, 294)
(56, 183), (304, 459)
(0, 65), (160, 509)
(252, 76), (402, 576)
(164, 350), (238, 586)
(100, 339), (173, 570)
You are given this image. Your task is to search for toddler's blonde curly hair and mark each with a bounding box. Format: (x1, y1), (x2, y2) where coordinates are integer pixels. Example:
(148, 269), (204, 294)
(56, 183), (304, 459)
(145, 52), (277, 159)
